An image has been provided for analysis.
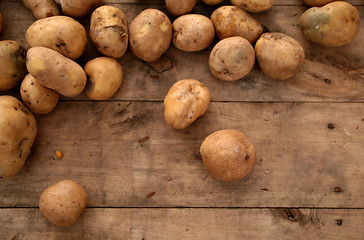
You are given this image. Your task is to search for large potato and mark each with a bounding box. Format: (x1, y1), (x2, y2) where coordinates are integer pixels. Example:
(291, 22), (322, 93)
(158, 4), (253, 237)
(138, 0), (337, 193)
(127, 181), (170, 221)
(0, 40), (27, 91)
(202, 0), (224, 5)
(26, 16), (87, 60)
(39, 180), (88, 226)
(172, 14), (215, 52)
(211, 6), (263, 43)
(55, 0), (102, 18)
(0, 95), (37, 179)
(129, 9), (172, 62)
(299, 1), (360, 47)
(231, 0), (274, 12)
(255, 32), (305, 80)
(90, 6), (128, 59)
(302, 0), (336, 6)
(166, 0), (196, 17)
(26, 47), (86, 97)
(22, 0), (60, 19)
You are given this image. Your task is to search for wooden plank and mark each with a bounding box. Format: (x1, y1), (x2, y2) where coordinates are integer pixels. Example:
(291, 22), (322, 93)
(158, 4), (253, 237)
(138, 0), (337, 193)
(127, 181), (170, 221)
(2, 208), (364, 239)
(1, 101), (364, 208)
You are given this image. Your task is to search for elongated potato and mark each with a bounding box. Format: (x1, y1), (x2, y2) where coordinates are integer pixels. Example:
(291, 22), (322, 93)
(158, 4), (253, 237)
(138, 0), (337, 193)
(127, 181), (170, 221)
(166, 0), (196, 17)
(21, 0), (60, 19)
(231, 0), (274, 12)
(90, 6), (128, 59)
(55, 0), (102, 18)
(26, 47), (86, 97)
(26, 16), (87, 60)
(303, 0), (336, 6)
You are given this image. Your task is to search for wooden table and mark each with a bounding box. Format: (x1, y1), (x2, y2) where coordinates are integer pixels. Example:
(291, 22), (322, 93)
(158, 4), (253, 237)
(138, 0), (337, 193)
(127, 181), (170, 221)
(1, 0), (364, 239)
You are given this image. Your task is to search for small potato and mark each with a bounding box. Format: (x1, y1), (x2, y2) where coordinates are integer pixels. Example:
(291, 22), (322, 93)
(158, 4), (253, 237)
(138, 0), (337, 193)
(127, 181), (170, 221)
(209, 36), (255, 81)
(231, 0), (274, 12)
(211, 6), (263, 43)
(166, 0), (196, 17)
(129, 9), (172, 62)
(26, 16), (87, 60)
(200, 129), (256, 181)
(0, 95), (37, 179)
(20, 74), (59, 114)
(22, 0), (60, 19)
(39, 180), (88, 227)
(26, 47), (86, 97)
(255, 32), (305, 80)
(0, 40), (27, 91)
(90, 6), (128, 59)
(201, 0), (224, 5)
(164, 79), (210, 129)
(302, 0), (336, 6)
(55, 0), (102, 18)
(299, 1), (360, 47)
(84, 57), (123, 100)
(172, 14), (215, 52)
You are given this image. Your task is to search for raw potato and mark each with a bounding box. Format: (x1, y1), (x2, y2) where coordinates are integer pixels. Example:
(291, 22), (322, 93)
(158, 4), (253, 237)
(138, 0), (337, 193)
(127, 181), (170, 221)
(21, 0), (60, 19)
(39, 180), (88, 227)
(0, 13), (2, 34)
(55, 0), (102, 18)
(211, 6), (263, 43)
(90, 6), (128, 59)
(299, 1), (360, 47)
(0, 40), (27, 91)
(164, 79), (210, 129)
(255, 32), (305, 80)
(20, 74), (60, 114)
(26, 16), (87, 60)
(172, 14), (215, 52)
(202, 0), (224, 5)
(129, 9), (172, 62)
(26, 47), (86, 97)
(231, 0), (274, 12)
(200, 129), (256, 181)
(166, 0), (196, 17)
(209, 36), (255, 81)
(84, 57), (123, 100)
(0, 95), (37, 179)
(302, 0), (336, 6)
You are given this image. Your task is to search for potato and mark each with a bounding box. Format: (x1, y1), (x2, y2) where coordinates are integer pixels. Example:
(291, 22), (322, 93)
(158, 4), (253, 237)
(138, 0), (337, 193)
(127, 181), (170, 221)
(0, 13), (3, 34)
(166, 0), (196, 17)
(200, 129), (256, 181)
(0, 95), (37, 179)
(26, 16), (87, 60)
(39, 180), (88, 227)
(299, 1), (360, 47)
(26, 47), (86, 97)
(302, 0), (336, 6)
(20, 74), (59, 114)
(172, 14), (215, 52)
(211, 6), (263, 44)
(209, 36), (255, 81)
(84, 57), (123, 100)
(255, 32), (305, 80)
(129, 9), (172, 62)
(55, 0), (102, 18)
(164, 79), (210, 129)
(0, 40), (27, 91)
(231, 0), (274, 12)
(21, 0), (60, 19)
(90, 6), (128, 59)
(201, 0), (224, 5)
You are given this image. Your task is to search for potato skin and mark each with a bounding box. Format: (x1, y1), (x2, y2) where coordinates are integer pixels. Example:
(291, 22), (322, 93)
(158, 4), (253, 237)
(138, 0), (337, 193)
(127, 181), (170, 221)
(303, 0), (336, 6)
(231, 0), (274, 12)
(255, 32), (305, 80)
(299, 1), (360, 47)
(26, 16), (87, 60)
(164, 79), (210, 129)
(211, 6), (263, 44)
(201, 0), (224, 5)
(0, 95), (37, 179)
(21, 0), (60, 19)
(84, 57), (123, 100)
(26, 47), (86, 97)
(0, 40), (27, 91)
(90, 6), (128, 59)
(39, 180), (88, 227)
(129, 9), (172, 62)
(209, 36), (255, 81)
(166, 0), (196, 17)
(200, 129), (256, 181)
(172, 14), (215, 52)
(55, 0), (102, 18)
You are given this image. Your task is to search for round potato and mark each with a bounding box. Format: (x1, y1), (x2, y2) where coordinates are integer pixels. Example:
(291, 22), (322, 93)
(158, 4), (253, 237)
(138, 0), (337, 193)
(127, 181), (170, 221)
(211, 6), (263, 43)
(26, 16), (87, 60)
(84, 57), (123, 100)
(202, 0), (224, 5)
(200, 129), (256, 181)
(172, 14), (215, 52)
(129, 9), (172, 62)
(231, 0), (274, 12)
(166, 0), (196, 17)
(164, 79), (210, 129)
(55, 0), (102, 18)
(209, 36), (255, 81)
(0, 95), (37, 179)
(39, 180), (88, 227)
(90, 6), (128, 59)
(255, 32), (305, 80)
(299, 1), (360, 47)
(0, 40), (27, 91)
(22, 0), (60, 19)
(20, 74), (59, 114)
(302, 0), (336, 6)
